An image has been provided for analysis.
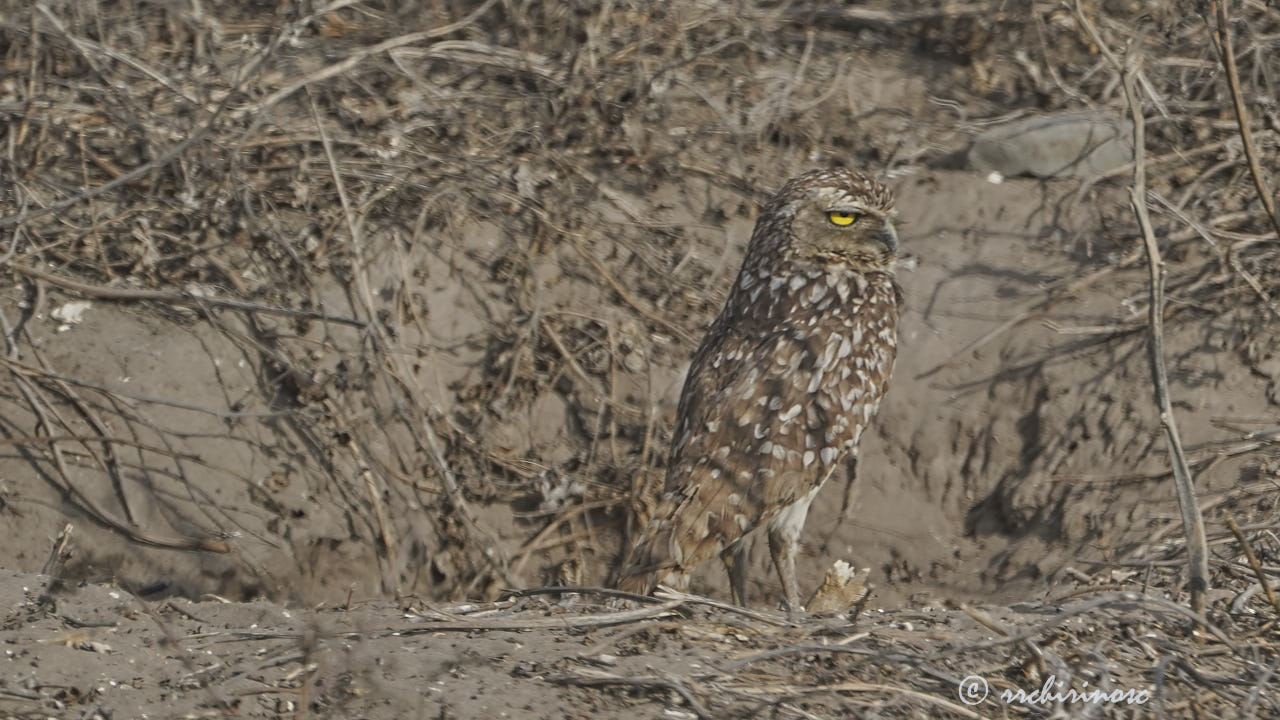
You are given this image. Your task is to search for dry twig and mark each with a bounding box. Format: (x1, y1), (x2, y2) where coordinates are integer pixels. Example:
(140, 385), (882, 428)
(1225, 513), (1280, 617)
(548, 669), (712, 719)
(1209, 0), (1280, 241)
(8, 264), (367, 327)
(1117, 62), (1211, 619)
(1075, 0), (1212, 619)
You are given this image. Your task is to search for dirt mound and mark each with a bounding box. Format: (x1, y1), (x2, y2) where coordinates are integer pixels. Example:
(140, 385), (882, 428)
(1, 1), (1279, 717)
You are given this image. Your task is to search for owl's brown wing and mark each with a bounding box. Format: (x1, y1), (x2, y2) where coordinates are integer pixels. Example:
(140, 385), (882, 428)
(617, 268), (900, 595)
(624, 317), (889, 583)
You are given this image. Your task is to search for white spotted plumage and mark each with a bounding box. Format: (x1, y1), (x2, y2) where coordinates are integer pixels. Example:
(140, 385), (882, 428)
(616, 168), (901, 612)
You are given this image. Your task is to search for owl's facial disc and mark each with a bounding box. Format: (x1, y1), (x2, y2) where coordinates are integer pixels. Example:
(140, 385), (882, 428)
(792, 195), (898, 270)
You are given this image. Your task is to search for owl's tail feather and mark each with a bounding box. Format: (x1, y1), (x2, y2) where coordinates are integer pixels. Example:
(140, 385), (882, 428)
(614, 518), (689, 596)
(615, 568), (656, 596)
(616, 564), (691, 598)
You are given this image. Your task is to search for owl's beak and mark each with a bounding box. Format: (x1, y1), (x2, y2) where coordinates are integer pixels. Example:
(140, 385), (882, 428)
(877, 220), (899, 253)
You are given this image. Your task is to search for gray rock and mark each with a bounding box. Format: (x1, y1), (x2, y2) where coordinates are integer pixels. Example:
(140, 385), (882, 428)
(967, 112), (1133, 179)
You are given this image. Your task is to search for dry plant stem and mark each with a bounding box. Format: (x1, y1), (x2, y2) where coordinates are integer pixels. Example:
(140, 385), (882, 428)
(41, 522), (74, 576)
(0, 3), (293, 231)
(652, 587), (795, 627)
(0, 316), (228, 552)
(547, 670), (712, 720)
(501, 585), (663, 605)
(1225, 514), (1280, 617)
(33, 4), (197, 106)
(540, 318), (634, 415)
(7, 264), (368, 327)
(569, 235), (695, 344)
(227, 598), (686, 639)
(1072, 0), (1212, 622)
(916, 247), (1143, 379)
(517, 526), (600, 555)
(1, 355), (287, 419)
(1121, 63), (1211, 619)
(306, 91), (516, 593)
(309, 95), (399, 590)
(960, 591), (1241, 656)
(733, 681), (983, 720)
(28, 344), (137, 524)
(510, 501), (611, 579)
(252, 0), (500, 113)
(779, 3), (991, 24)
(122, 585), (233, 712)
(1210, 0), (1280, 241)
(1243, 656), (1280, 718)
(960, 603), (1047, 671)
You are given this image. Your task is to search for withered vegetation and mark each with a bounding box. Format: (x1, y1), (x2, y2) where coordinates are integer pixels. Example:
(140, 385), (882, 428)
(1, 1), (1279, 717)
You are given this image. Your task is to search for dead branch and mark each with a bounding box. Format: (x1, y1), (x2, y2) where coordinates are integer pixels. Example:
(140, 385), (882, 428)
(1209, 0), (1280, 241)
(0, 4), (292, 230)
(1225, 514), (1280, 617)
(547, 669), (712, 719)
(251, 0), (501, 114)
(7, 263), (368, 328)
(1118, 62), (1212, 620)
(1075, 0), (1212, 620)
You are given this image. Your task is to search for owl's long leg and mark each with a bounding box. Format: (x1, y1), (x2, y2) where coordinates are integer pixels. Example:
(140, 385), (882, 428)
(720, 540), (748, 606)
(767, 488), (821, 614)
(767, 524), (802, 614)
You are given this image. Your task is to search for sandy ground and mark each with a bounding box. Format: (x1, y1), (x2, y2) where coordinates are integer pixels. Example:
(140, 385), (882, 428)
(1, 568), (1258, 719)
(2, 2), (1279, 718)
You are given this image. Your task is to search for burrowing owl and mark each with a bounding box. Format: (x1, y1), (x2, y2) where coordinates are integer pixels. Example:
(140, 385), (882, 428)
(616, 168), (901, 612)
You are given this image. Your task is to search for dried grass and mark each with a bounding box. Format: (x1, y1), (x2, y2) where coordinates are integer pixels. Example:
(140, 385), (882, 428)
(1, 1), (1279, 716)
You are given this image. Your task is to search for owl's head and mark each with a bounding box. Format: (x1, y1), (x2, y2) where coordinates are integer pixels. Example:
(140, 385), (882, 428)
(758, 168), (898, 272)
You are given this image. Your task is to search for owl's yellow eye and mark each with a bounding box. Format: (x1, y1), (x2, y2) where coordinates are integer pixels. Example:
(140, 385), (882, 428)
(827, 211), (859, 226)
